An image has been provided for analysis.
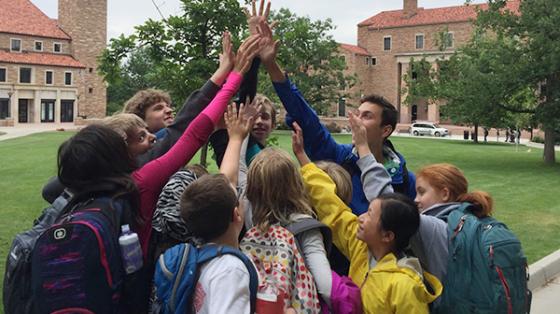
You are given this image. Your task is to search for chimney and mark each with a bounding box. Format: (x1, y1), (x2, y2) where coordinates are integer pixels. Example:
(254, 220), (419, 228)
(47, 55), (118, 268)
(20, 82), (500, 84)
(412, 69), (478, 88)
(403, 0), (418, 18)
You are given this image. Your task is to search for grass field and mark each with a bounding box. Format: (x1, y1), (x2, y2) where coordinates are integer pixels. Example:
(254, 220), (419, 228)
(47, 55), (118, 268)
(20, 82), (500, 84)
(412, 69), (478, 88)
(1, 130), (559, 304)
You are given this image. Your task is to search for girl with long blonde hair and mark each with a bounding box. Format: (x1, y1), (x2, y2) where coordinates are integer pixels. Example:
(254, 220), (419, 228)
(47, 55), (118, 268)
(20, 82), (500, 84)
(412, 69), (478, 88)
(244, 147), (332, 309)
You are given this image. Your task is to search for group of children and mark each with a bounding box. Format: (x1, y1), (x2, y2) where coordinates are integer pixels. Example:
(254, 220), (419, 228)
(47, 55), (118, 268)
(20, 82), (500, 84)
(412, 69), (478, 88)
(19, 1), (530, 313)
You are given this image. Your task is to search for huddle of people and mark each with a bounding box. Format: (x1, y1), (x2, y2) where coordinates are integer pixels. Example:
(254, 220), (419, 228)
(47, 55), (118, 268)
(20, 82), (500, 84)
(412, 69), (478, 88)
(4, 1), (531, 314)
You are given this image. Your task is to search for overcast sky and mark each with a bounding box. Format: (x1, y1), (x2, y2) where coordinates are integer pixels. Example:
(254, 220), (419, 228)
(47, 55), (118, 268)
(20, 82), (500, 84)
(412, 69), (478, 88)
(31, 0), (485, 44)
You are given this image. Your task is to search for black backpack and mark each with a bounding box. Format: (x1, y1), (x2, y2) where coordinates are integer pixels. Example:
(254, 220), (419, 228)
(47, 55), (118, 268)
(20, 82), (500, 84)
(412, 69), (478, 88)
(3, 191), (141, 314)
(3, 190), (73, 314)
(31, 197), (129, 313)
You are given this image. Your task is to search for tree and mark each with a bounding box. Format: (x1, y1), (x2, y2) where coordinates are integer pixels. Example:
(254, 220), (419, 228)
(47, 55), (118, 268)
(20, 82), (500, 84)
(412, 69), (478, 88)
(476, 0), (560, 163)
(256, 8), (355, 116)
(405, 0), (558, 162)
(105, 47), (163, 115)
(98, 1), (355, 162)
(99, 0), (248, 108)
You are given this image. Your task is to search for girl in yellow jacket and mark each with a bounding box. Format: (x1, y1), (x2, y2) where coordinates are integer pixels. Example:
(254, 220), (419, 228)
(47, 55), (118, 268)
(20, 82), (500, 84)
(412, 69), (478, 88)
(292, 121), (442, 314)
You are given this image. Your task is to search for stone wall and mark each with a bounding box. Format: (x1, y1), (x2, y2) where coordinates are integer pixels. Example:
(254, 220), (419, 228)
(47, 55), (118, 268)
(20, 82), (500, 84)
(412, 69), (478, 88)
(58, 0), (107, 119)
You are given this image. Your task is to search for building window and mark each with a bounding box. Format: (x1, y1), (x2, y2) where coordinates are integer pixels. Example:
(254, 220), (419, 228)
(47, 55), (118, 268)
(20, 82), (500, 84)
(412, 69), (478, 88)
(0, 68), (6, 82)
(371, 57), (377, 66)
(416, 34), (424, 49)
(383, 36), (392, 51)
(45, 71), (53, 85)
(89, 68), (93, 73)
(19, 67), (32, 83)
(65, 72), (72, 85)
(365, 57), (370, 65)
(35, 41), (43, 51)
(444, 32), (454, 48)
(11, 38), (22, 52)
(88, 87), (93, 93)
(0, 98), (9, 119)
(53, 42), (62, 53)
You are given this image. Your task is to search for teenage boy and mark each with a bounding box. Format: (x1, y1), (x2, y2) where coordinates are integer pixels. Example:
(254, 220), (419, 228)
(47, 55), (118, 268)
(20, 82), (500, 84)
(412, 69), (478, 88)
(124, 32), (236, 167)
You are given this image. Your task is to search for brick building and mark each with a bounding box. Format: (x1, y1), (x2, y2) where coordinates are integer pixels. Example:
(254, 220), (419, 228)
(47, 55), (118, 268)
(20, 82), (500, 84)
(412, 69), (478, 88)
(339, 0), (520, 124)
(0, 0), (107, 126)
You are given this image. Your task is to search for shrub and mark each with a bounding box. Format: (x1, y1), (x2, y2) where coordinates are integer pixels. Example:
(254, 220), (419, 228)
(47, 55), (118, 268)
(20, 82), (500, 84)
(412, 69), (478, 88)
(275, 121), (292, 131)
(325, 122), (341, 133)
(532, 135), (544, 144)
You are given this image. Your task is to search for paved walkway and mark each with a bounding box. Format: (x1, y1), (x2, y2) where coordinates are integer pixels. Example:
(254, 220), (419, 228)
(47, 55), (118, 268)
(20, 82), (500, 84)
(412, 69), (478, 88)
(531, 275), (560, 314)
(0, 123), (78, 142)
(394, 132), (560, 151)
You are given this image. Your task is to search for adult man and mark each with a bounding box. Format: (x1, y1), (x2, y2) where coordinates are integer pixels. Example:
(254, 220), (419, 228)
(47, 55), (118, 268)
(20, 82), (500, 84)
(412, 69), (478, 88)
(258, 23), (415, 217)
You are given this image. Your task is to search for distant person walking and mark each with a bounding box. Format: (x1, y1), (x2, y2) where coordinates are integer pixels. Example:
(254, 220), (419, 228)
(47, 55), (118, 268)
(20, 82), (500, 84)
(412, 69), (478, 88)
(483, 128), (489, 143)
(505, 128), (510, 143)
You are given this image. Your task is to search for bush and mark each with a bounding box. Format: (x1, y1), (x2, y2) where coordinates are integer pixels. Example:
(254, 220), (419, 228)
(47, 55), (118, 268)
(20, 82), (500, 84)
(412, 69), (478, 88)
(275, 121), (292, 131)
(325, 122), (341, 133)
(532, 136), (544, 144)
(532, 135), (560, 145)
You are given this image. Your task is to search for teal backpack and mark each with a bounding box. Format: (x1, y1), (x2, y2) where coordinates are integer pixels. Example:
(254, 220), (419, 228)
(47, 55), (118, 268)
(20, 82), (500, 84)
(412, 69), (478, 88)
(435, 203), (531, 314)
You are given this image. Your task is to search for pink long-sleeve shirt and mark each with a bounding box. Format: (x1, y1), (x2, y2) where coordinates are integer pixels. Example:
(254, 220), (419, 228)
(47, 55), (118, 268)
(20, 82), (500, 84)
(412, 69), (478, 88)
(132, 71), (243, 258)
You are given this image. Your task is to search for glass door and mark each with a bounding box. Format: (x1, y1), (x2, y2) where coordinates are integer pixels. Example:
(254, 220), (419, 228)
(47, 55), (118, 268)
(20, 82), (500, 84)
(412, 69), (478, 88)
(18, 99), (28, 123)
(41, 99), (55, 122)
(61, 100), (74, 122)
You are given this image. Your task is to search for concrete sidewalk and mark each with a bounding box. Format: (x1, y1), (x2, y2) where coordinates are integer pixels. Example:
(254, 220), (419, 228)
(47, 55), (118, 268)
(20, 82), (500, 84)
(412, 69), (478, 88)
(531, 275), (560, 314)
(0, 123), (78, 142)
(394, 132), (560, 151)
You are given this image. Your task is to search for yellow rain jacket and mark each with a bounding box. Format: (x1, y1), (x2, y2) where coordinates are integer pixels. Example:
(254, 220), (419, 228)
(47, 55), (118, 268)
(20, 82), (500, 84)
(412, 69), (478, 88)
(301, 163), (442, 314)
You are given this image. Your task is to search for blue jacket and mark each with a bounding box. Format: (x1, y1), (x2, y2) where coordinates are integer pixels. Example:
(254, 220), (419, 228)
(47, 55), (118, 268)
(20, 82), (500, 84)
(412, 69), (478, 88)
(273, 77), (416, 215)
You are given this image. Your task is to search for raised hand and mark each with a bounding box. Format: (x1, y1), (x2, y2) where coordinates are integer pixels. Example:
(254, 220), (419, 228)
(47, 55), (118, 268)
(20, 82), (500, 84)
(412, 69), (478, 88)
(211, 31), (235, 86)
(225, 102), (254, 141)
(233, 35), (263, 74)
(258, 18), (280, 65)
(348, 111), (371, 158)
(244, 0), (271, 35)
(218, 31), (234, 74)
(241, 97), (262, 122)
(291, 122), (311, 166)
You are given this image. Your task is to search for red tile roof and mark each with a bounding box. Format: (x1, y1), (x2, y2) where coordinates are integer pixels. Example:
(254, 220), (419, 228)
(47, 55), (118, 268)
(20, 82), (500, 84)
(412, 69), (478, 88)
(339, 43), (369, 56)
(358, 0), (520, 29)
(0, 51), (85, 68)
(0, 0), (70, 40)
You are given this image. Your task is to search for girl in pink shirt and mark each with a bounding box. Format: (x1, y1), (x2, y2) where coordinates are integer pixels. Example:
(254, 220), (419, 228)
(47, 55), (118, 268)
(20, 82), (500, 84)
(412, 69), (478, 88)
(104, 33), (263, 258)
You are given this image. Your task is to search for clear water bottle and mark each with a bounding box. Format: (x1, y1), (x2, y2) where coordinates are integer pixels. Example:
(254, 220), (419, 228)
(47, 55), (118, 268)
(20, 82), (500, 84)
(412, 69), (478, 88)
(119, 224), (143, 274)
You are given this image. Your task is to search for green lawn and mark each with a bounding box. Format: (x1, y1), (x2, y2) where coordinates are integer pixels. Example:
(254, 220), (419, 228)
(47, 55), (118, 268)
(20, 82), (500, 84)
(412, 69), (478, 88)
(1, 131), (559, 303)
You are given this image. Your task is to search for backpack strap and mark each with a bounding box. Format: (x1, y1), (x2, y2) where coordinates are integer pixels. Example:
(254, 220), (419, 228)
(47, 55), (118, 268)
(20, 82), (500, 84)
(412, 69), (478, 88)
(285, 218), (333, 256)
(197, 245), (258, 314)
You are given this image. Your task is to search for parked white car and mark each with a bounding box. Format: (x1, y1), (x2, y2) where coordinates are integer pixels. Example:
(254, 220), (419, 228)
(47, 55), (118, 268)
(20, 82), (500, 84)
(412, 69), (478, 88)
(410, 122), (449, 137)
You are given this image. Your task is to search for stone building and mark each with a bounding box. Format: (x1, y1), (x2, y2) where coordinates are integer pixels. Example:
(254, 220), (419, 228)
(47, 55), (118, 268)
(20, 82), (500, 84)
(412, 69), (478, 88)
(0, 0), (107, 126)
(339, 0), (520, 124)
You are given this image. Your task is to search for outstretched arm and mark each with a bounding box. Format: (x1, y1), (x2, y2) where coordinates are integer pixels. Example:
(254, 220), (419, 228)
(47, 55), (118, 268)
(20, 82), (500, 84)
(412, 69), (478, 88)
(260, 21), (347, 162)
(136, 32), (235, 167)
(209, 2), (267, 168)
(133, 34), (263, 193)
(220, 102), (255, 188)
(300, 163), (368, 283)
